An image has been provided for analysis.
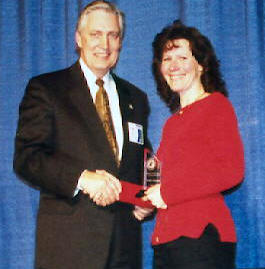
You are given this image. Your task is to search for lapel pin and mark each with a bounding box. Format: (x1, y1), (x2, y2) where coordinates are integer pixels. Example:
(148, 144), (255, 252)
(129, 104), (134, 110)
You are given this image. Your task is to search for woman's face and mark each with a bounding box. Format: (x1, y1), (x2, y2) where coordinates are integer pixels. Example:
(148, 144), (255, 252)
(160, 39), (203, 94)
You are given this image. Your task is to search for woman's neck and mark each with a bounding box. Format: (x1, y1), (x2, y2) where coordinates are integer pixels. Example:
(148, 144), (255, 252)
(179, 87), (209, 109)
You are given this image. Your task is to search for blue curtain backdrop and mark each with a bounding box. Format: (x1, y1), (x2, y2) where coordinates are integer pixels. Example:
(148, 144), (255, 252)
(0, 0), (264, 268)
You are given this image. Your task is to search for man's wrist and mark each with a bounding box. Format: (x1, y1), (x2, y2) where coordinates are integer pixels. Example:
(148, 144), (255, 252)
(77, 170), (89, 191)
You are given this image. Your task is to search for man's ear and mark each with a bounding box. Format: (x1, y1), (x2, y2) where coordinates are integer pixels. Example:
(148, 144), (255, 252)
(75, 31), (82, 48)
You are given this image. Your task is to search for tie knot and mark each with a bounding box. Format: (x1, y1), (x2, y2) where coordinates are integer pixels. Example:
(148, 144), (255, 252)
(96, 78), (104, 88)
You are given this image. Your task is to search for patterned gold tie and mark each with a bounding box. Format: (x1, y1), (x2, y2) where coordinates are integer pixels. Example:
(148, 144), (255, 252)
(95, 78), (119, 165)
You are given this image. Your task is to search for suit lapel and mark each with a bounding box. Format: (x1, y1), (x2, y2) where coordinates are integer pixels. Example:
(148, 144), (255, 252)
(67, 63), (117, 165)
(113, 74), (135, 168)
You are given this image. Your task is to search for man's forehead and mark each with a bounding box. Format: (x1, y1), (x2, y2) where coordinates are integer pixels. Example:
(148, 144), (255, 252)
(86, 9), (119, 24)
(84, 10), (120, 30)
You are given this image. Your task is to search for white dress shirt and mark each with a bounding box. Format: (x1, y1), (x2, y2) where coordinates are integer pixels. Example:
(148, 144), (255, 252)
(75, 59), (124, 195)
(79, 58), (124, 160)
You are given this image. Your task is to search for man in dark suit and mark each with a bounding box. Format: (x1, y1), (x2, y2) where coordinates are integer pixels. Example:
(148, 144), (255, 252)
(13, 1), (152, 268)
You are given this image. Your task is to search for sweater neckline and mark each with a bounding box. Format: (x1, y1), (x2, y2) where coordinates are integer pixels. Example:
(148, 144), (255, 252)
(177, 92), (218, 115)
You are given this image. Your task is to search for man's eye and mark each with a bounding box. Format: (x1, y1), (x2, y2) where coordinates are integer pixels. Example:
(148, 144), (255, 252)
(90, 32), (100, 38)
(162, 57), (170, 62)
(109, 32), (119, 39)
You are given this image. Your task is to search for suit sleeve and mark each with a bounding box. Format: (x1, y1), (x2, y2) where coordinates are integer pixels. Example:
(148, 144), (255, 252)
(160, 99), (245, 206)
(13, 78), (84, 198)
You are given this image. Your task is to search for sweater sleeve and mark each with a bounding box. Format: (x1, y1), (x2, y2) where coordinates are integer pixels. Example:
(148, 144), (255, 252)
(160, 96), (245, 206)
(119, 181), (153, 208)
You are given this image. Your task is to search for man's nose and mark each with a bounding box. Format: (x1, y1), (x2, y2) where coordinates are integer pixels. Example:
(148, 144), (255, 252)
(99, 35), (109, 50)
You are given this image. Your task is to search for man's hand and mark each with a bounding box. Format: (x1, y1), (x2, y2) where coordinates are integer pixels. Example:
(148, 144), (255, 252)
(133, 206), (154, 221)
(143, 184), (167, 209)
(79, 170), (121, 206)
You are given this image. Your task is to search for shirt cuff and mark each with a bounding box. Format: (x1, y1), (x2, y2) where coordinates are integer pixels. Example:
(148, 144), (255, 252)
(73, 170), (86, 196)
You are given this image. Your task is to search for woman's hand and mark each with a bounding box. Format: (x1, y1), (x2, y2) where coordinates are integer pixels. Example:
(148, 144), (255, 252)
(143, 184), (167, 209)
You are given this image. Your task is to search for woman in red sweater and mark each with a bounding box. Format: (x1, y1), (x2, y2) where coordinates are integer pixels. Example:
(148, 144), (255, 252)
(95, 20), (244, 268)
(140, 20), (245, 269)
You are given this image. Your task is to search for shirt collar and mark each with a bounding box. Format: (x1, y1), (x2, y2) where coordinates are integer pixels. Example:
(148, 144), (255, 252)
(79, 58), (110, 86)
(79, 58), (115, 101)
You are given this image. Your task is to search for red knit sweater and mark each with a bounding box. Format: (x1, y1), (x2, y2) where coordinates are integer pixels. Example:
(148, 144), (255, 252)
(120, 92), (244, 246)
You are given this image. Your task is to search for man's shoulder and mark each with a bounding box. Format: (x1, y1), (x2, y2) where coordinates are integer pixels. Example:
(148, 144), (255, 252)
(29, 62), (78, 85)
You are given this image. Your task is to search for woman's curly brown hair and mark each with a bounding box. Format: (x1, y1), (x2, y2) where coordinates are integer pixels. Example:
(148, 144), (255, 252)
(152, 20), (228, 113)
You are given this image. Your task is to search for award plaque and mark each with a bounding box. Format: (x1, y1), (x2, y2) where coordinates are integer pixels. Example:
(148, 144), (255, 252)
(135, 149), (161, 197)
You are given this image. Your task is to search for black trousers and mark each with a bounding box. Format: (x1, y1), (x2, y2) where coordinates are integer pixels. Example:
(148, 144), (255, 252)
(105, 207), (142, 269)
(153, 224), (236, 269)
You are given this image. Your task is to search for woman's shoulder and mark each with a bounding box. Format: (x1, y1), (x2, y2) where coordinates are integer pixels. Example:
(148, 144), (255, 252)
(205, 92), (238, 126)
(207, 92), (235, 112)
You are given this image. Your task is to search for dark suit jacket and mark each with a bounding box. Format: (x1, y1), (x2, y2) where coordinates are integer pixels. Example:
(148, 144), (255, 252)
(14, 62), (150, 269)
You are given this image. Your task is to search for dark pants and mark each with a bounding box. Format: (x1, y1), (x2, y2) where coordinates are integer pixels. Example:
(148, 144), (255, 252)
(105, 207), (142, 269)
(153, 224), (236, 269)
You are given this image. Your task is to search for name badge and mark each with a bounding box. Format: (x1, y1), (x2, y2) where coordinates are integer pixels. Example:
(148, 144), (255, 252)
(128, 122), (144, 145)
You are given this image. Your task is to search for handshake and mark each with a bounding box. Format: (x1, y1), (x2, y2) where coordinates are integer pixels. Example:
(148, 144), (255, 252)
(78, 170), (122, 207)
(78, 169), (155, 220)
(78, 169), (166, 219)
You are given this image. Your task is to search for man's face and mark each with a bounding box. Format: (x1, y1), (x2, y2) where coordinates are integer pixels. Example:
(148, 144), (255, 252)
(76, 9), (121, 78)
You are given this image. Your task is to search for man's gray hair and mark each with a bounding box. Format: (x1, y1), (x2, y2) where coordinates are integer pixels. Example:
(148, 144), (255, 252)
(76, 0), (125, 38)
